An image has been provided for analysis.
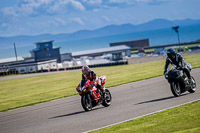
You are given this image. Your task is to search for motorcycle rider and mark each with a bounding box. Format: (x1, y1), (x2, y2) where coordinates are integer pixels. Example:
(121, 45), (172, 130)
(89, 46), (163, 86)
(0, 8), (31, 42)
(81, 65), (100, 96)
(164, 48), (191, 80)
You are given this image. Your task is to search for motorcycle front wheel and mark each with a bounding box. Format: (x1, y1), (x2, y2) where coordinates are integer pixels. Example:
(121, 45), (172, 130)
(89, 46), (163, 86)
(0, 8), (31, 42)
(188, 77), (196, 93)
(170, 81), (181, 97)
(102, 89), (112, 107)
(81, 94), (92, 111)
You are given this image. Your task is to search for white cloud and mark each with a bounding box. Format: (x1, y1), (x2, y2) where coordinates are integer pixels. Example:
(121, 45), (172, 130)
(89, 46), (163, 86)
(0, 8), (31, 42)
(135, 0), (172, 4)
(56, 18), (68, 26)
(0, 0), (174, 18)
(1, 0), (43, 16)
(1, 23), (9, 28)
(108, 0), (170, 5)
(135, 0), (151, 2)
(1, 0), (85, 17)
(47, 1), (64, 14)
(17, 0), (53, 16)
(48, 18), (68, 27)
(102, 16), (111, 22)
(108, 0), (134, 4)
(82, 0), (102, 6)
(37, 0), (52, 5)
(19, 4), (34, 16)
(93, 9), (99, 12)
(70, 0), (85, 11)
(71, 17), (85, 25)
(2, 7), (18, 16)
(47, 0), (85, 14)
(0, 0), (198, 37)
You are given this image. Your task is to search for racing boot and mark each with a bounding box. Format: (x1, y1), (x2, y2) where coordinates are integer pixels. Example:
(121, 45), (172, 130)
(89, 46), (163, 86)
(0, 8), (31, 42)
(101, 86), (105, 94)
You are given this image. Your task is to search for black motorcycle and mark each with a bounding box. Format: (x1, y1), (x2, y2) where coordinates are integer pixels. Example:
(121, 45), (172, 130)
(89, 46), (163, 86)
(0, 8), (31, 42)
(165, 67), (196, 97)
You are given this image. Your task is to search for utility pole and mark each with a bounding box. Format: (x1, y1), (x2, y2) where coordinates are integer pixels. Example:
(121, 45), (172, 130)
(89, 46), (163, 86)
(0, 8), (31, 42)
(13, 43), (18, 61)
(172, 26), (181, 50)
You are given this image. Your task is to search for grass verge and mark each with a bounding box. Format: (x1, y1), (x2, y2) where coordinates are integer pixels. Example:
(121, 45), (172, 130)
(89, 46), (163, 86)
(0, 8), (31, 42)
(90, 101), (200, 133)
(0, 53), (200, 111)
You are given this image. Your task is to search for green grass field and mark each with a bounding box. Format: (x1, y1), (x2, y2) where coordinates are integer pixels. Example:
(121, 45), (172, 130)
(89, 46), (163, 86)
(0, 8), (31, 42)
(0, 53), (200, 111)
(90, 101), (200, 133)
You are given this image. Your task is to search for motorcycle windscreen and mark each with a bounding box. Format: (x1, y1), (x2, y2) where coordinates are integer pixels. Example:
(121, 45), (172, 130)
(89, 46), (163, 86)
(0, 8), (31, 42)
(81, 80), (88, 87)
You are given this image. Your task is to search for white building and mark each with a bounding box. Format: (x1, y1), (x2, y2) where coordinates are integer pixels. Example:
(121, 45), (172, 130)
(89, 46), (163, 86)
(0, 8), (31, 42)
(72, 45), (131, 60)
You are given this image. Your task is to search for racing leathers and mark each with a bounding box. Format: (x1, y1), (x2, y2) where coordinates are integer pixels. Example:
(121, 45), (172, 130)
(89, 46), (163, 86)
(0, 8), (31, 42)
(82, 70), (100, 92)
(164, 53), (191, 79)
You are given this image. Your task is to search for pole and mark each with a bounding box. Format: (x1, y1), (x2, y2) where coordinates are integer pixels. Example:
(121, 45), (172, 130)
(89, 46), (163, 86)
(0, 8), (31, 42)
(172, 26), (181, 50)
(177, 31), (180, 44)
(14, 43), (18, 61)
(177, 31), (181, 50)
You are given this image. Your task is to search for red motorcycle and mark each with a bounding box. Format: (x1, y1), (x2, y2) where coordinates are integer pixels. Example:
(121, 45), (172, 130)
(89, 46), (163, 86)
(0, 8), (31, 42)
(76, 75), (112, 111)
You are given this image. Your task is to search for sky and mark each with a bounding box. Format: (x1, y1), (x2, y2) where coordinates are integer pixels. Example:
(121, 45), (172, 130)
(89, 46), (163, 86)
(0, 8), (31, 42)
(0, 0), (200, 37)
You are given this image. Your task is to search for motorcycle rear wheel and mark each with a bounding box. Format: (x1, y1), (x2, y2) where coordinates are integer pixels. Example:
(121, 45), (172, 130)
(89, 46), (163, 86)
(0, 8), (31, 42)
(81, 94), (92, 111)
(170, 81), (181, 97)
(188, 77), (196, 93)
(102, 89), (112, 107)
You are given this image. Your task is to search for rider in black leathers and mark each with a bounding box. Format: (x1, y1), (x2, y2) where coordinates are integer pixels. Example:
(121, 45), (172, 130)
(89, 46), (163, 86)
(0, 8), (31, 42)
(164, 48), (191, 79)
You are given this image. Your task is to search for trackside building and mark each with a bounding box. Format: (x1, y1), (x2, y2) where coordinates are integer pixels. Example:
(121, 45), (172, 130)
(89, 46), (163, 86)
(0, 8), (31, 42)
(0, 41), (131, 75)
(110, 39), (149, 49)
(30, 40), (61, 63)
(72, 45), (131, 60)
(0, 40), (61, 74)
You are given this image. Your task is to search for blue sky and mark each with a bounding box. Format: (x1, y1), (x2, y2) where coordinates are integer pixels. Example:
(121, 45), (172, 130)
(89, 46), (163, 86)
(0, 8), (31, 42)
(0, 0), (200, 37)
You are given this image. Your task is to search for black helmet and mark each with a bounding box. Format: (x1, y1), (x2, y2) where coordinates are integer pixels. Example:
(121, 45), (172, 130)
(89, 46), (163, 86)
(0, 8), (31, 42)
(167, 48), (176, 59)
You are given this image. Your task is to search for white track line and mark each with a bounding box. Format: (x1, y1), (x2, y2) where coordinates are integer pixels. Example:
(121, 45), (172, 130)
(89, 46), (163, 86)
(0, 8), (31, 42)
(85, 99), (200, 133)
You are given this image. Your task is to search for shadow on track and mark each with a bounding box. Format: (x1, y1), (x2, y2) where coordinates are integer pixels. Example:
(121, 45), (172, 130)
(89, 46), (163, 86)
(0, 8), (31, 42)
(49, 106), (104, 119)
(49, 110), (85, 119)
(135, 94), (188, 105)
(135, 96), (175, 105)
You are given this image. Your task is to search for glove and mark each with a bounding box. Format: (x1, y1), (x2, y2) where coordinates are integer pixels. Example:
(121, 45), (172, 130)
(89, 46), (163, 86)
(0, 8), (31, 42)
(164, 72), (168, 79)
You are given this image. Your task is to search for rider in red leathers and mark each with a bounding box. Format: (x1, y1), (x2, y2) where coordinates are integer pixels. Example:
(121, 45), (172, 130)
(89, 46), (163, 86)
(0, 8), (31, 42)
(82, 66), (96, 83)
(81, 66), (100, 99)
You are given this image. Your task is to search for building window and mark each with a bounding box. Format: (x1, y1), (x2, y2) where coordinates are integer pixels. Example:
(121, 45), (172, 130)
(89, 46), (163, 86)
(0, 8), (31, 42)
(44, 47), (49, 51)
(113, 53), (122, 60)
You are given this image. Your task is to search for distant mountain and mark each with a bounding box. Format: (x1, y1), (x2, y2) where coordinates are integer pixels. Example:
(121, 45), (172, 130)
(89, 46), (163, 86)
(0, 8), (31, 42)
(1, 18), (200, 48)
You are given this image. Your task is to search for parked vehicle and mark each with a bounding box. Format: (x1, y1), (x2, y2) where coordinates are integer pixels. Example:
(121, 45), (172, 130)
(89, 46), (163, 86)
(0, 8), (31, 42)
(76, 75), (112, 111)
(165, 67), (196, 97)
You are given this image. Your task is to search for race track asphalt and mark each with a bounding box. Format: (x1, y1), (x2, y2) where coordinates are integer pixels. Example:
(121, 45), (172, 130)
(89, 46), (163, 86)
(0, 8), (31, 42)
(0, 68), (199, 133)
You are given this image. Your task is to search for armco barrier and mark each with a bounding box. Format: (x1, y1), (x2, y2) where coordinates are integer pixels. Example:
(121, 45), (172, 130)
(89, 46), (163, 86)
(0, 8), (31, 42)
(1, 60), (128, 75)
(64, 60), (128, 71)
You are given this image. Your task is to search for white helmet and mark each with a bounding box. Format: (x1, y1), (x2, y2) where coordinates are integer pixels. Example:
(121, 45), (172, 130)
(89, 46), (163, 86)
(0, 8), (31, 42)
(81, 65), (90, 75)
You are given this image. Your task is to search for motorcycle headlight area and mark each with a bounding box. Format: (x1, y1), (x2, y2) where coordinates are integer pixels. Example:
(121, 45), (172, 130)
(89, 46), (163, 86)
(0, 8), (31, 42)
(81, 86), (88, 92)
